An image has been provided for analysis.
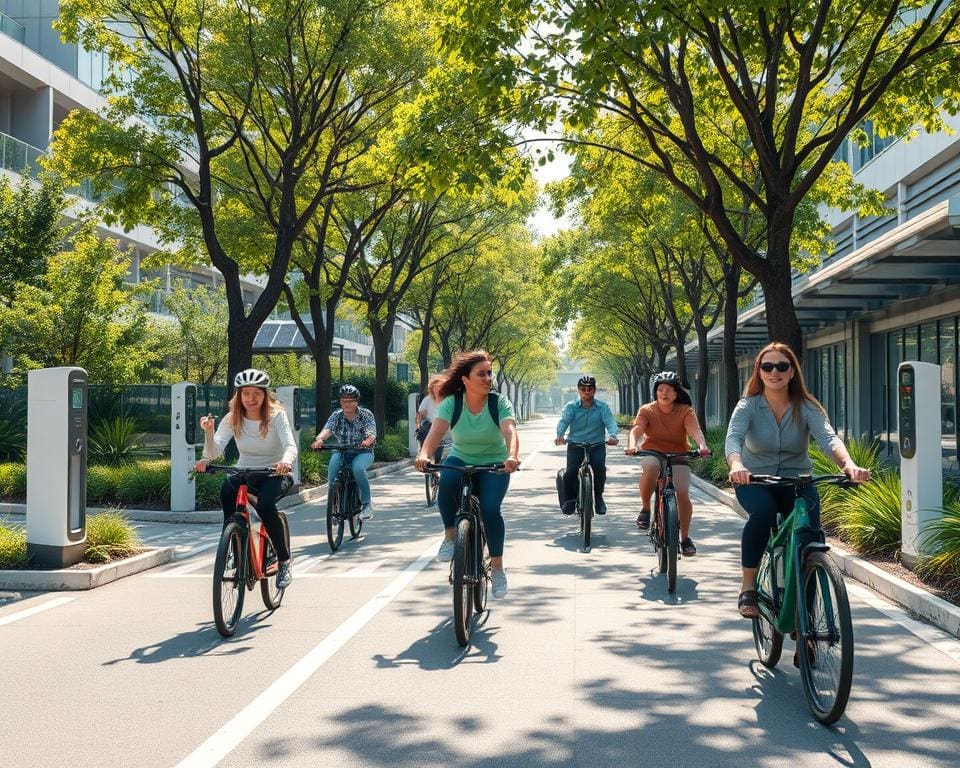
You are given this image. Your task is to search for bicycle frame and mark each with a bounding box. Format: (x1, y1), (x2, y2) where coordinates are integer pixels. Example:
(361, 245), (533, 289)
(567, 441), (604, 517)
(455, 473), (486, 589)
(635, 449), (698, 548)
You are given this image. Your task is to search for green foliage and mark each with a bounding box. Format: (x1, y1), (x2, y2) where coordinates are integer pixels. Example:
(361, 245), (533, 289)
(83, 510), (141, 563)
(88, 416), (147, 466)
(811, 437), (892, 509)
(827, 471), (902, 556)
(690, 426), (730, 486)
(87, 465), (123, 503)
(918, 502), (960, 596)
(299, 432), (330, 485)
(333, 371), (409, 428)
(152, 283), (229, 386)
(194, 471), (223, 509)
(375, 431), (410, 462)
(0, 520), (27, 568)
(115, 460), (170, 506)
(0, 463), (26, 498)
(0, 399), (26, 461)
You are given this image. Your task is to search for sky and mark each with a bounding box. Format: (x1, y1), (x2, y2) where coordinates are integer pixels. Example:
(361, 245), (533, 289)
(526, 134), (573, 240)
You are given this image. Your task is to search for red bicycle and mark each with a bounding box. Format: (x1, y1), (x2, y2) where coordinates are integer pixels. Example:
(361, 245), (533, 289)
(202, 465), (292, 637)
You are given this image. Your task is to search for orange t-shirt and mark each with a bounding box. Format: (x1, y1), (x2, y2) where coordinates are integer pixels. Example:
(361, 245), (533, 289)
(637, 402), (694, 453)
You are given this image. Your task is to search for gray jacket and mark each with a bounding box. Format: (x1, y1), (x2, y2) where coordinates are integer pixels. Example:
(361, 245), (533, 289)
(724, 394), (844, 476)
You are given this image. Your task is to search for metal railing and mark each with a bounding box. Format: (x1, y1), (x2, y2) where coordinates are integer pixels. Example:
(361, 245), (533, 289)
(0, 12), (26, 44)
(0, 132), (45, 176)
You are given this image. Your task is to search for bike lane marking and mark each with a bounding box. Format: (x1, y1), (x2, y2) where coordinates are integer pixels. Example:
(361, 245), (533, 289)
(173, 537), (441, 768)
(520, 431), (559, 470)
(0, 596), (74, 627)
(846, 581), (960, 665)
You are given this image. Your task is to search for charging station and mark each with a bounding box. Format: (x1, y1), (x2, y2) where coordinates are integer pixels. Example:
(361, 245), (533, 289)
(170, 381), (197, 512)
(26, 367), (87, 568)
(898, 361), (944, 568)
(277, 385), (301, 490)
(408, 392), (420, 457)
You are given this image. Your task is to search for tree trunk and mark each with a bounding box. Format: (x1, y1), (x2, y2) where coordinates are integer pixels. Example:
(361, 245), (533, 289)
(722, 264), (741, 422)
(368, 320), (394, 440)
(762, 231), (803, 357)
(694, 326), (710, 428)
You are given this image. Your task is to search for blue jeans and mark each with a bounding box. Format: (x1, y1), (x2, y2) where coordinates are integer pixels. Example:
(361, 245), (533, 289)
(327, 450), (374, 504)
(437, 456), (510, 557)
(563, 443), (606, 503)
(735, 483), (821, 568)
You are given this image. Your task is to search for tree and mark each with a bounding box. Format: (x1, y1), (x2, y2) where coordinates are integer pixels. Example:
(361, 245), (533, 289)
(151, 283), (229, 385)
(442, 0), (958, 352)
(0, 223), (155, 383)
(0, 173), (65, 306)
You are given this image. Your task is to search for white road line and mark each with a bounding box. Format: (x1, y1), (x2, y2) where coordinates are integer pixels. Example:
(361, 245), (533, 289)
(337, 559), (388, 578)
(0, 597), (75, 627)
(174, 540), (221, 561)
(150, 556), (215, 578)
(520, 432), (558, 470)
(174, 538), (441, 768)
(295, 555), (330, 574)
(846, 582), (960, 665)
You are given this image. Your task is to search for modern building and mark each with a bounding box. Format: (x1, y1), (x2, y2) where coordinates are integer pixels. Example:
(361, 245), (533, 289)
(684, 117), (960, 474)
(0, 1), (404, 371)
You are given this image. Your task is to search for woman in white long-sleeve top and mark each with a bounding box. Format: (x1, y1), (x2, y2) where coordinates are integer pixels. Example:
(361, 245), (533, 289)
(195, 368), (298, 588)
(725, 343), (870, 619)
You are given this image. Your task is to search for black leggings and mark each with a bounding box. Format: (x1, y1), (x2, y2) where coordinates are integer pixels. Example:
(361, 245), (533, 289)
(735, 483), (820, 568)
(219, 474), (293, 561)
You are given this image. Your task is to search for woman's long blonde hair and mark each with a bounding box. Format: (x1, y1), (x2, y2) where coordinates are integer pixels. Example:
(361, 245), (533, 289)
(743, 342), (826, 420)
(228, 387), (282, 438)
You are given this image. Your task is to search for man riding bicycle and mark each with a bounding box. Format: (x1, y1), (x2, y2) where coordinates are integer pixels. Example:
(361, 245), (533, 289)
(555, 375), (619, 515)
(311, 384), (378, 520)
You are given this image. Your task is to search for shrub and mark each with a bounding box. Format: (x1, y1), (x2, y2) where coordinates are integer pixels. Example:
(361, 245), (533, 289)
(0, 520), (27, 568)
(0, 417), (26, 461)
(87, 465), (123, 504)
(827, 470), (902, 556)
(194, 470), (222, 508)
(84, 510), (141, 563)
(0, 463), (26, 499)
(615, 414), (635, 430)
(88, 416), (147, 466)
(115, 460), (170, 506)
(917, 501), (960, 596)
(812, 436), (891, 510)
(375, 431), (409, 462)
(691, 426), (729, 486)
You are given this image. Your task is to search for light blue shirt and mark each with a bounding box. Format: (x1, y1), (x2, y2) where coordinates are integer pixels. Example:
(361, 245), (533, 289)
(556, 398), (618, 443)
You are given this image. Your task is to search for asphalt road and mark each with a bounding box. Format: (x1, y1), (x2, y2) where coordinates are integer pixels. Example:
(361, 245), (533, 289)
(2, 418), (959, 767)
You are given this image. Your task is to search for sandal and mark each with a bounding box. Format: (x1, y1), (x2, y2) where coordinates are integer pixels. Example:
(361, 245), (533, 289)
(681, 536), (697, 556)
(738, 589), (759, 619)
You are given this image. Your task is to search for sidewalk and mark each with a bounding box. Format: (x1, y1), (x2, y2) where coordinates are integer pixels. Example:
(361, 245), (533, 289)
(690, 473), (960, 639)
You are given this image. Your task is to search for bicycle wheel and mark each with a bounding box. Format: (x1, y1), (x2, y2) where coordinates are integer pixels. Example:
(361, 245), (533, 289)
(425, 471), (440, 506)
(452, 516), (474, 647)
(348, 483), (363, 538)
(580, 468), (593, 551)
(664, 493), (679, 593)
(653, 493), (667, 574)
(213, 521), (245, 637)
(473, 507), (489, 614)
(798, 551), (854, 725)
(752, 548), (784, 667)
(261, 512), (290, 610)
(326, 480), (345, 552)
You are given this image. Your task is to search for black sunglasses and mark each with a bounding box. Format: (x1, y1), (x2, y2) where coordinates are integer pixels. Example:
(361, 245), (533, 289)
(579, 385), (596, 390)
(759, 361), (791, 373)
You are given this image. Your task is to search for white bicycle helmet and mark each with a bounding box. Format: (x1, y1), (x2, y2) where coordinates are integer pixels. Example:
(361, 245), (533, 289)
(234, 368), (271, 389)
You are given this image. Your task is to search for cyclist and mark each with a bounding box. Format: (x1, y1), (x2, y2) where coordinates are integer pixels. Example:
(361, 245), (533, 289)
(625, 371), (710, 556)
(414, 349), (520, 599)
(195, 368), (297, 589)
(416, 375), (450, 464)
(311, 384), (377, 520)
(554, 374), (619, 515)
(726, 342), (871, 619)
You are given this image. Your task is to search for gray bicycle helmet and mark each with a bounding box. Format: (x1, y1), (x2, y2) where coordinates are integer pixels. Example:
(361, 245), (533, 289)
(339, 384), (361, 399)
(234, 368), (271, 389)
(577, 374), (597, 387)
(651, 370), (692, 405)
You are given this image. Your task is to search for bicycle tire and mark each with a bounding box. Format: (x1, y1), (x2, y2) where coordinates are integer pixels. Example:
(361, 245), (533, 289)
(654, 492), (668, 574)
(664, 492), (679, 593)
(752, 548), (784, 667)
(798, 551), (854, 725)
(213, 521), (245, 637)
(348, 483), (363, 538)
(473, 503), (489, 614)
(425, 471), (439, 506)
(326, 480), (345, 552)
(452, 516), (474, 647)
(260, 512), (289, 610)
(580, 468), (593, 551)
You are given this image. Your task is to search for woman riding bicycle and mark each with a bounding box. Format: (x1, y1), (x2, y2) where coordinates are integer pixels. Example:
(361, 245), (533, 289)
(195, 368), (298, 589)
(626, 371), (710, 556)
(311, 384), (378, 520)
(416, 375), (450, 465)
(414, 350), (520, 599)
(725, 342), (870, 619)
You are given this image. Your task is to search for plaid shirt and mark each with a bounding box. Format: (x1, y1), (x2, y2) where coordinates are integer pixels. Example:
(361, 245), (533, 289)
(323, 407), (377, 446)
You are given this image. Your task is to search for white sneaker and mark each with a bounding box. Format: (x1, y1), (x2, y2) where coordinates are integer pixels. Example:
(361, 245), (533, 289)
(437, 538), (455, 562)
(492, 568), (508, 599)
(360, 502), (374, 520)
(277, 561), (293, 589)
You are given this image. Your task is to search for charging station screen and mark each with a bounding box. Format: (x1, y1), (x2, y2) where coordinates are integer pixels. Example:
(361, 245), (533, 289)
(71, 385), (84, 410)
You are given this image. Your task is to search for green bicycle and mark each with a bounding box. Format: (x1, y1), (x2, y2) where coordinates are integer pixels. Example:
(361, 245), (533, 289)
(749, 473), (858, 725)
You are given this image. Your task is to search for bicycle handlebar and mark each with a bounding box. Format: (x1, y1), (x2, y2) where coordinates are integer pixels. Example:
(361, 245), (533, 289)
(200, 465), (278, 478)
(631, 449), (702, 460)
(566, 441), (608, 449)
(748, 473), (860, 489)
(422, 462), (508, 475)
(312, 444), (372, 453)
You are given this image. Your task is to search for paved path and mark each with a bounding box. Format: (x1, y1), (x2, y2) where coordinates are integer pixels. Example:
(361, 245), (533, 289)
(2, 419), (959, 767)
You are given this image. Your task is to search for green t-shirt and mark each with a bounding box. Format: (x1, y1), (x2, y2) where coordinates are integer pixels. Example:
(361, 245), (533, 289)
(436, 392), (514, 465)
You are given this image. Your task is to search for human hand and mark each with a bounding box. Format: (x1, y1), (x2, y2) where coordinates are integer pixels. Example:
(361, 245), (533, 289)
(274, 462), (292, 475)
(199, 414), (215, 432)
(504, 456), (520, 473)
(554, 436), (566, 446)
(698, 445), (711, 457)
(194, 459), (209, 473)
(843, 464), (871, 483)
(624, 446), (637, 456)
(311, 436), (324, 450)
(414, 454), (429, 472)
(360, 436), (375, 448)
(728, 462), (751, 485)
(606, 437), (619, 446)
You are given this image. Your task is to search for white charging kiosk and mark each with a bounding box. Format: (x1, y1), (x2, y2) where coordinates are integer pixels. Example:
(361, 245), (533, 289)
(408, 392), (420, 457)
(26, 366), (87, 568)
(898, 361), (944, 568)
(277, 385), (301, 490)
(170, 381), (197, 512)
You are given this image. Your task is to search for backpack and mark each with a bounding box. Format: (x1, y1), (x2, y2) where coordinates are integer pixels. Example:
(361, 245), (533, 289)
(451, 391), (500, 428)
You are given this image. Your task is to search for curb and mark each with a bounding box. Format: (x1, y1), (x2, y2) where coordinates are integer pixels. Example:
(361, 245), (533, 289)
(0, 458), (416, 525)
(0, 546), (175, 591)
(689, 473), (960, 639)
